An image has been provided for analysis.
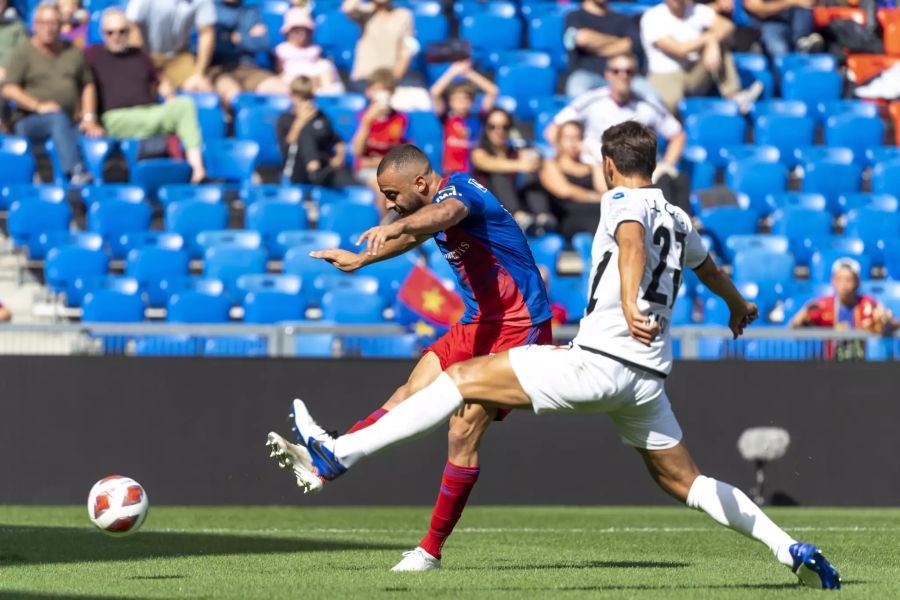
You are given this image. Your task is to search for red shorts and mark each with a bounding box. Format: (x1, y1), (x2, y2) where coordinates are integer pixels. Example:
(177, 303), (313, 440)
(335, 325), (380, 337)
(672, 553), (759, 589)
(425, 320), (553, 420)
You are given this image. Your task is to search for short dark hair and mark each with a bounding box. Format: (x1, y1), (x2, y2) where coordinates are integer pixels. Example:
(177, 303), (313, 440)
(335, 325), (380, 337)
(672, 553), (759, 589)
(600, 121), (657, 179)
(377, 143), (433, 177)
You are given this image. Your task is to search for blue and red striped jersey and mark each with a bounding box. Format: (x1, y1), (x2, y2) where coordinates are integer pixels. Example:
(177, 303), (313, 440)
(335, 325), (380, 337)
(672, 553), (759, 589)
(431, 173), (552, 327)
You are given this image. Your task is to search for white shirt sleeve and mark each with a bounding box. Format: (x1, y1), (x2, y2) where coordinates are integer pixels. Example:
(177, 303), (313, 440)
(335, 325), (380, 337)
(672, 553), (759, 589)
(684, 227), (709, 270)
(639, 7), (668, 45)
(693, 4), (717, 29)
(125, 0), (148, 23)
(195, 0), (217, 27)
(604, 192), (650, 239)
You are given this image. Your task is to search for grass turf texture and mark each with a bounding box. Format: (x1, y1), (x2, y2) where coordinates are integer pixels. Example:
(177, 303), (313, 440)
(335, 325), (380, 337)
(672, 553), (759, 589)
(0, 506), (895, 599)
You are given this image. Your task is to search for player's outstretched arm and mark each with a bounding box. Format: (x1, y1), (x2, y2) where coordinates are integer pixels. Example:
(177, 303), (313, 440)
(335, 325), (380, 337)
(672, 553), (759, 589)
(309, 233), (427, 272)
(358, 199), (468, 256)
(693, 257), (759, 339)
(616, 221), (661, 346)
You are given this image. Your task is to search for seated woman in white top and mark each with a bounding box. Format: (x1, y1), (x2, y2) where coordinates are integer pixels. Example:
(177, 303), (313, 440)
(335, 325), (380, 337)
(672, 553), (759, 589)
(275, 8), (344, 95)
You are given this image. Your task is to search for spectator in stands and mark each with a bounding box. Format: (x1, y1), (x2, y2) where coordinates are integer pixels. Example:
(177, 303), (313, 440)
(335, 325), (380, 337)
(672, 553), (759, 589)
(3, 3), (98, 185)
(544, 53), (691, 214)
(351, 68), (408, 213)
(471, 107), (554, 234)
(277, 75), (355, 187)
(274, 8), (343, 95)
(209, 0), (287, 109)
(58, 0), (88, 48)
(641, 0), (764, 113)
(342, 0), (417, 90)
(564, 0), (658, 99)
(743, 0), (822, 58)
(0, 0), (27, 131)
(86, 8), (207, 183)
(539, 121), (603, 239)
(429, 59), (497, 175)
(126, 0), (217, 92)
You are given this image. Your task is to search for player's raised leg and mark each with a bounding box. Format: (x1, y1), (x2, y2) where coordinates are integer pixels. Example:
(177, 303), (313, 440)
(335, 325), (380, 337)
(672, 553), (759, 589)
(637, 442), (841, 589)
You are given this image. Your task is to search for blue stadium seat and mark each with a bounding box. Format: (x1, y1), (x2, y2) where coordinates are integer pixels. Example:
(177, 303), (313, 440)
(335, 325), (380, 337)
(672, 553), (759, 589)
(810, 248), (873, 282)
(130, 159), (193, 200)
(529, 233), (565, 271)
(426, 248), (458, 286)
(82, 279), (145, 322)
(796, 235), (864, 271)
(719, 144), (780, 165)
(571, 231), (593, 266)
(361, 254), (417, 304)
(235, 107), (283, 167)
(815, 99), (879, 123)
(134, 335), (201, 356)
(245, 200), (308, 256)
(782, 69), (842, 110)
(702, 295), (731, 325)
(126, 245), (190, 308)
(275, 229), (341, 260)
(35, 232), (102, 266)
(204, 245), (268, 301)
(231, 93), (291, 113)
(167, 282), (231, 323)
(343, 334), (420, 358)
(531, 95), (571, 138)
(242, 184), (305, 205)
(203, 335), (268, 357)
(406, 111), (444, 164)
(732, 249), (795, 288)
(165, 200), (229, 257)
(188, 93), (227, 139)
(528, 9), (567, 69)
(825, 114), (885, 165)
(317, 102), (365, 142)
(750, 99), (807, 118)
(119, 232), (184, 255)
(460, 13), (522, 52)
(496, 62), (556, 119)
(453, 0), (517, 18)
(316, 93), (367, 114)
(413, 13), (449, 69)
(753, 114), (815, 168)
(872, 160), (900, 195)
(321, 289), (386, 323)
(313, 10), (359, 53)
(801, 160), (862, 207)
(7, 199), (72, 258)
(726, 160), (787, 217)
(261, 0), (290, 46)
(883, 246), (900, 281)
(698, 206), (758, 253)
(793, 146), (854, 168)
(0, 145), (36, 188)
(732, 52), (774, 98)
(866, 146), (900, 167)
(684, 114), (746, 166)
(310, 273), (379, 307)
(87, 199), (152, 258)
(836, 193), (899, 215)
(196, 230), (263, 255)
(678, 98), (739, 117)
(318, 201), (380, 247)
(157, 184), (225, 207)
(770, 207), (832, 264)
(294, 333), (338, 357)
(49, 137), (114, 184)
(81, 184), (145, 207)
(203, 139), (259, 183)
(0, 184), (64, 210)
(282, 245), (342, 294)
(776, 53), (837, 77)
(845, 207), (900, 265)
(670, 285), (694, 325)
(765, 192), (826, 214)
(239, 274), (305, 323)
(550, 275), (588, 321)
(724, 234), (789, 264)
(310, 185), (375, 207)
(45, 244), (109, 306)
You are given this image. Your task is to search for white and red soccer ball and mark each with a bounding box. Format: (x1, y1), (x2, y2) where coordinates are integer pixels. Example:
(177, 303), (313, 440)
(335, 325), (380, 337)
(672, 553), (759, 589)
(87, 475), (149, 536)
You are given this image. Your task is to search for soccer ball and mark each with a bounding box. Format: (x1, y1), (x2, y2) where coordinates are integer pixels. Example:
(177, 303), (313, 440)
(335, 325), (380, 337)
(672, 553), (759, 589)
(87, 475), (149, 537)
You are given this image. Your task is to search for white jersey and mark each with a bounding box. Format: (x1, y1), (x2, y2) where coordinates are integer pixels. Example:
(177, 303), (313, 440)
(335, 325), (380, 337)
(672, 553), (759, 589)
(572, 186), (708, 376)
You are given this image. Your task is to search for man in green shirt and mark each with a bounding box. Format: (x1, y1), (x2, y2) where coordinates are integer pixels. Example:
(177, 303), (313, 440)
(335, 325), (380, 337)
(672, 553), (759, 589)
(0, 0), (27, 130)
(2, 2), (102, 184)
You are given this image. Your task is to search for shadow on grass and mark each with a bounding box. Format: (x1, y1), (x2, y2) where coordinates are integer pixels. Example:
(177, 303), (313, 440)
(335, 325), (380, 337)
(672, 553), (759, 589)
(488, 580), (864, 592)
(0, 524), (405, 566)
(485, 560), (691, 571)
(0, 593), (150, 600)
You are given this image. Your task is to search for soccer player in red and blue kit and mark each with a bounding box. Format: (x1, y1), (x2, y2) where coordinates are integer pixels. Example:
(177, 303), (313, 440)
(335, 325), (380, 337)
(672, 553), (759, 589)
(265, 143), (553, 571)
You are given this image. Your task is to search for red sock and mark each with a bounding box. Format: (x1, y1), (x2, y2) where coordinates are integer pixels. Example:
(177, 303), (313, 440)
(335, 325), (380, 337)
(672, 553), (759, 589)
(418, 461), (480, 559)
(345, 408), (388, 434)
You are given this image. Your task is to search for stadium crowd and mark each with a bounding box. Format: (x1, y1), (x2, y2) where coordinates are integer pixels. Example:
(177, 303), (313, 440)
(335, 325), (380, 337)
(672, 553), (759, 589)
(0, 0), (898, 356)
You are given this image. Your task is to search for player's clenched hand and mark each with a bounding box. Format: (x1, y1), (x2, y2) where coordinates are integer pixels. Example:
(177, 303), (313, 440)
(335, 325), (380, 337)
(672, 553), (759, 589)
(308, 248), (361, 272)
(623, 303), (660, 346)
(728, 301), (758, 340)
(356, 223), (404, 255)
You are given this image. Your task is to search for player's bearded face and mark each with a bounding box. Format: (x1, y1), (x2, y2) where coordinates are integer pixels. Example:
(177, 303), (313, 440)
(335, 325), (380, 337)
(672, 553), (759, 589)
(378, 169), (429, 216)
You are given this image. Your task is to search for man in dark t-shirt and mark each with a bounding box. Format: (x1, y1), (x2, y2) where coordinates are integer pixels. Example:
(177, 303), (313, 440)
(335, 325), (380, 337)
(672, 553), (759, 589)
(564, 0), (659, 99)
(276, 75), (354, 187)
(85, 7), (206, 182)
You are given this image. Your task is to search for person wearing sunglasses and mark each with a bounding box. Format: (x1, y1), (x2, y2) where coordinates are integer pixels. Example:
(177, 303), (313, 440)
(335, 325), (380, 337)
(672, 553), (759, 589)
(85, 7), (207, 182)
(470, 108), (555, 234)
(3, 2), (98, 185)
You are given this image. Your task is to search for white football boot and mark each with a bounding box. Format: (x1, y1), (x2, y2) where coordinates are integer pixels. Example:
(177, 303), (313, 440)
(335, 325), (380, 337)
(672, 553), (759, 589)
(391, 547), (441, 572)
(265, 431), (324, 494)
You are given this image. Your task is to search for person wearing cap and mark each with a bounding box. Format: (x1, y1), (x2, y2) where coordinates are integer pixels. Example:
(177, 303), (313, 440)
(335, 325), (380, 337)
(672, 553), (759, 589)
(789, 258), (897, 359)
(274, 7), (342, 95)
(209, 0), (288, 109)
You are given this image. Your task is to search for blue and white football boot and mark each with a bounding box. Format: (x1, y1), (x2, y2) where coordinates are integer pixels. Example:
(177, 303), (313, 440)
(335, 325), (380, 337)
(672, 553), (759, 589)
(789, 543), (842, 590)
(290, 398), (347, 481)
(265, 430), (323, 494)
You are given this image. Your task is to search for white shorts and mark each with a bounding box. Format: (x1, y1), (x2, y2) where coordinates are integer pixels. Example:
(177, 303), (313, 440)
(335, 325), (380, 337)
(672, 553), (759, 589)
(508, 344), (683, 450)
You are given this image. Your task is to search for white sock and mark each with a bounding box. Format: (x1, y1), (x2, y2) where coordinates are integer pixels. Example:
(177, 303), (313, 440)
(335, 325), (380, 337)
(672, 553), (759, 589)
(334, 372), (464, 467)
(686, 475), (797, 567)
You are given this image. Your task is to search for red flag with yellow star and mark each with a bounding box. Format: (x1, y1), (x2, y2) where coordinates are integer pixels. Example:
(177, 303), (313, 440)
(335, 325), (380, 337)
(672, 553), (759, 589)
(396, 264), (465, 329)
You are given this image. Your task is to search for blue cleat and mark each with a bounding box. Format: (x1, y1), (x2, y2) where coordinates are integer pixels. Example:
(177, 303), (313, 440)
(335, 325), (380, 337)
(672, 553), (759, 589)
(290, 399), (347, 482)
(790, 543), (842, 590)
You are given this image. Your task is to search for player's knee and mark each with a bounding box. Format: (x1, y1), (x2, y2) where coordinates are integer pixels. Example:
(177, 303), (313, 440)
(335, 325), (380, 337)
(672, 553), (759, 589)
(445, 362), (474, 389)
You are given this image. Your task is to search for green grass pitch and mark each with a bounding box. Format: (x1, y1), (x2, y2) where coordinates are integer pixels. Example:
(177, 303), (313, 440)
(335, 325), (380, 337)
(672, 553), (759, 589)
(0, 505), (897, 599)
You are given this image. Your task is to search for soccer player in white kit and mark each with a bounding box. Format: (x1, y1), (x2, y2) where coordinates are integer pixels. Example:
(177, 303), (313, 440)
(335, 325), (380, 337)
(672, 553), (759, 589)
(278, 121), (841, 589)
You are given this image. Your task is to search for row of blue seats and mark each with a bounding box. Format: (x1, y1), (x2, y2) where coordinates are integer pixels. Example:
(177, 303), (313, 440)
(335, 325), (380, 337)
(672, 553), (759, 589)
(671, 336), (900, 361)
